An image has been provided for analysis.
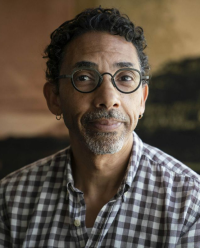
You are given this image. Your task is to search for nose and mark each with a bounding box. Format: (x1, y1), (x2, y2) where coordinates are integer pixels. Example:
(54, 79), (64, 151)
(92, 74), (121, 110)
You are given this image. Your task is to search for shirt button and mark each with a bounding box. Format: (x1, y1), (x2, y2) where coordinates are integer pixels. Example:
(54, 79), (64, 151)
(74, 219), (81, 227)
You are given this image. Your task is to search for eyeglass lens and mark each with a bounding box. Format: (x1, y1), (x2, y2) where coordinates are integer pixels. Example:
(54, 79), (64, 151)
(72, 69), (140, 93)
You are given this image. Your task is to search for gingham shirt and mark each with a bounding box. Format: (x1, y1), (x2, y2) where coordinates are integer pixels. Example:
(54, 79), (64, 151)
(0, 132), (200, 248)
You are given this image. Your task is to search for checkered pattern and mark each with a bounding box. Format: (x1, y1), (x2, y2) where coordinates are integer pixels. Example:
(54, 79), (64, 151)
(0, 132), (200, 247)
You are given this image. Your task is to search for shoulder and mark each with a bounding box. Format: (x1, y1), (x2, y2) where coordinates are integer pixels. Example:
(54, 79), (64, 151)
(139, 142), (200, 236)
(142, 142), (200, 183)
(139, 142), (200, 216)
(0, 147), (70, 201)
(0, 147), (71, 240)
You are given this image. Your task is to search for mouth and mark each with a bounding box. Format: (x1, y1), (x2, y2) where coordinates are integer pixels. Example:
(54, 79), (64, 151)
(89, 118), (123, 131)
(81, 109), (129, 133)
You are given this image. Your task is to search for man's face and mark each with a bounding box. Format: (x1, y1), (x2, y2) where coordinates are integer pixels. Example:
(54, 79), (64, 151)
(55, 32), (148, 155)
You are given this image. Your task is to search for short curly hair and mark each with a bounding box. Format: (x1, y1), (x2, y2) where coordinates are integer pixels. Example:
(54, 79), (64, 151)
(43, 7), (149, 92)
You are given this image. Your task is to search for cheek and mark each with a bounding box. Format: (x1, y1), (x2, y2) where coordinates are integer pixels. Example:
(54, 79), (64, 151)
(123, 95), (141, 116)
(59, 91), (91, 128)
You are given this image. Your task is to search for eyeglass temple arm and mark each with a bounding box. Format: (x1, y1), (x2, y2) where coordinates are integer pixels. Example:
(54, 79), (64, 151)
(141, 75), (149, 80)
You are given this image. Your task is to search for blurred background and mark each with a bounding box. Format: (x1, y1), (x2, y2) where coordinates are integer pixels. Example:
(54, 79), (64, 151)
(0, 0), (200, 179)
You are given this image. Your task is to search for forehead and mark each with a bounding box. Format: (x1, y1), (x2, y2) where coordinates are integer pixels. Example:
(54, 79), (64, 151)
(61, 32), (140, 71)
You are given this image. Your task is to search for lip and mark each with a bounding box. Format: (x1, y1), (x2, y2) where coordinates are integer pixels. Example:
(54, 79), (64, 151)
(88, 119), (123, 131)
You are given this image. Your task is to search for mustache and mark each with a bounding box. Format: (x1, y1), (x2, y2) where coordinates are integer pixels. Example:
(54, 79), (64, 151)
(81, 109), (130, 123)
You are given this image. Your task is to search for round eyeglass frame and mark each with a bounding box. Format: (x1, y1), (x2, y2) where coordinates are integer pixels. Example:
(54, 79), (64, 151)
(57, 68), (149, 94)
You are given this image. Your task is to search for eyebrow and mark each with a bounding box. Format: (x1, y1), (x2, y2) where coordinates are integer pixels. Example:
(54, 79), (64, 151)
(72, 61), (135, 70)
(114, 62), (135, 68)
(73, 61), (98, 69)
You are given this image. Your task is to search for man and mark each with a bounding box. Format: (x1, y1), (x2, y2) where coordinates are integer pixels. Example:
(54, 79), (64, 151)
(0, 7), (200, 248)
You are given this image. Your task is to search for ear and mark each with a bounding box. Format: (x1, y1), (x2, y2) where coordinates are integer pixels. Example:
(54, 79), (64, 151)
(43, 83), (62, 115)
(140, 84), (149, 114)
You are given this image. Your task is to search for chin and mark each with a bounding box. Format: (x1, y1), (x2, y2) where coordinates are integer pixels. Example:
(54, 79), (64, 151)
(83, 131), (126, 155)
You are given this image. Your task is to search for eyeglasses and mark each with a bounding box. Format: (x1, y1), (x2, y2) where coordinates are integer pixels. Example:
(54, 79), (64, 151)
(57, 68), (149, 94)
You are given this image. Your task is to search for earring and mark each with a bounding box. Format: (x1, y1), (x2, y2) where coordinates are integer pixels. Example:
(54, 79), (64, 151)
(138, 114), (143, 119)
(56, 114), (62, 120)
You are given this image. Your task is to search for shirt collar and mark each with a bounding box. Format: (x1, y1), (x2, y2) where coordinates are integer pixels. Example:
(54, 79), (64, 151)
(125, 132), (144, 188)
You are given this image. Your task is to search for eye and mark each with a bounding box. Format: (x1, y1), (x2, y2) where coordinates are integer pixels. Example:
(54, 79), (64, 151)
(115, 71), (135, 83)
(77, 75), (91, 81)
(73, 70), (95, 82)
(120, 75), (133, 81)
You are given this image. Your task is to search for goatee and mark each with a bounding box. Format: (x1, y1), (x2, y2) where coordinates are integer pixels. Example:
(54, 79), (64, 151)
(81, 109), (130, 155)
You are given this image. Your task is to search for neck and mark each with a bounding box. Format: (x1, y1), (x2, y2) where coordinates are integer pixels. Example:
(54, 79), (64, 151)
(70, 134), (133, 196)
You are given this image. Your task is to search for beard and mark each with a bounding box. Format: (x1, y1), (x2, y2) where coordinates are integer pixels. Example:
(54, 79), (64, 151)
(81, 109), (130, 155)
